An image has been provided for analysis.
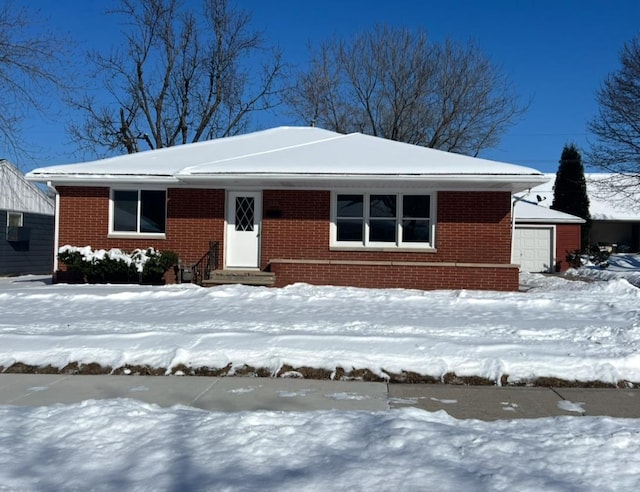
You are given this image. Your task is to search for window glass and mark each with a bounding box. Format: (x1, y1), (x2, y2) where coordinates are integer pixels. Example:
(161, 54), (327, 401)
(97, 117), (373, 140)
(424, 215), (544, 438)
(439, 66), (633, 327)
(8, 212), (23, 227)
(113, 189), (166, 234)
(337, 195), (363, 217)
(402, 219), (430, 242)
(337, 219), (363, 241)
(113, 190), (138, 232)
(370, 195), (396, 217)
(403, 195), (430, 218)
(370, 219), (396, 242)
(337, 195), (364, 242)
(334, 192), (432, 247)
(401, 195), (430, 243)
(140, 190), (166, 233)
(235, 196), (255, 232)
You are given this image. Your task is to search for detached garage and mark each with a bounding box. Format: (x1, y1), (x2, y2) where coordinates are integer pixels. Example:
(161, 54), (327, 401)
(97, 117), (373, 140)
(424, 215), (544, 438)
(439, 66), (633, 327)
(513, 200), (585, 273)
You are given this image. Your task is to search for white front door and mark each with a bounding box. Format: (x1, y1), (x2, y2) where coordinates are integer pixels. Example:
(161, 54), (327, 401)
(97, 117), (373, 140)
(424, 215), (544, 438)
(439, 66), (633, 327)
(226, 191), (262, 269)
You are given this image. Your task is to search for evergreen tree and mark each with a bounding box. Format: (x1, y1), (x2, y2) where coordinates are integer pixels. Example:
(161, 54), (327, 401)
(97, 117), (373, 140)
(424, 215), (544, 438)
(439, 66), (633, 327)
(551, 144), (591, 249)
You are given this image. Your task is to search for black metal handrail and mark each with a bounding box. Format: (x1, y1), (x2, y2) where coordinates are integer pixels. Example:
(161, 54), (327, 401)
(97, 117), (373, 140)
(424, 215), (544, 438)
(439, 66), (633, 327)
(192, 241), (219, 285)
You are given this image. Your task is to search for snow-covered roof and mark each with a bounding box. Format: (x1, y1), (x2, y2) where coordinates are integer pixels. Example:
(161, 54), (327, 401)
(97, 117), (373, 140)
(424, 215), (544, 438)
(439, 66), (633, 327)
(514, 199), (585, 224)
(0, 160), (54, 215)
(521, 174), (640, 222)
(26, 127), (547, 193)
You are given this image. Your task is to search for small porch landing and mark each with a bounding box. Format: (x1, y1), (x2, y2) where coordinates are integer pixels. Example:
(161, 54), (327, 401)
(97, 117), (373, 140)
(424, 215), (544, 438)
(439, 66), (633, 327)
(201, 269), (276, 287)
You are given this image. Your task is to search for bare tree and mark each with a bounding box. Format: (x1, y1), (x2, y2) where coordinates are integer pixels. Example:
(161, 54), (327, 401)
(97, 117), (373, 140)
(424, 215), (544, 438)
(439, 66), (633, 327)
(69, 0), (284, 156)
(286, 25), (527, 156)
(0, 1), (69, 162)
(588, 35), (640, 201)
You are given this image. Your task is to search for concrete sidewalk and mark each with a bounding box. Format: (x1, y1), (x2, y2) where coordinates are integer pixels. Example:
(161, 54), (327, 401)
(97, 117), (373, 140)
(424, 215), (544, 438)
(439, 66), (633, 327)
(0, 374), (638, 420)
(389, 384), (640, 419)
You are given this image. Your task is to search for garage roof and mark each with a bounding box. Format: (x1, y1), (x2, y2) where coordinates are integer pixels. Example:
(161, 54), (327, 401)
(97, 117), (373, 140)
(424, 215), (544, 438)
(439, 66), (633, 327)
(514, 199), (585, 224)
(522, 174), (640, 222)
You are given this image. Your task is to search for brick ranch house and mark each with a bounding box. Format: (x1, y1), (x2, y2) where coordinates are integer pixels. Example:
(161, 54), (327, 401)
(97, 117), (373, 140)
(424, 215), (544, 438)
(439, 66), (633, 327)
(27, 126), (549, 291)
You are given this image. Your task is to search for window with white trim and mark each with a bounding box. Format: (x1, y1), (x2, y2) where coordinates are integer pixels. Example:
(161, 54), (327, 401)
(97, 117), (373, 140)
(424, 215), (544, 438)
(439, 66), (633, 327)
(7, 211), (23, 227)
(333, 192), (434, 248)
(111, 189), (166, 235)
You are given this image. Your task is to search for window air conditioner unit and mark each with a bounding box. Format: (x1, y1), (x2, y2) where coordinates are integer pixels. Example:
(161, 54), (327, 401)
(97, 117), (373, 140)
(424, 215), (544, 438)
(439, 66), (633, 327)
(6, 226), (31, 242)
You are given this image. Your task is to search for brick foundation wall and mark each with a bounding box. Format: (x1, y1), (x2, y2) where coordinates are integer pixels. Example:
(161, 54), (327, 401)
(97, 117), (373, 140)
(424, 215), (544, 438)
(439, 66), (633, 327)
(270, 261), (519, 291)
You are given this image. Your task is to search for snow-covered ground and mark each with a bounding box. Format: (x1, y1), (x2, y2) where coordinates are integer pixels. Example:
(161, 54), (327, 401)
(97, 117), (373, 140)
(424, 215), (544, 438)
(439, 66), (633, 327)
(1, 255), (639, 490)
(1, 255), (639, 384)
(1, 400), (639, 491)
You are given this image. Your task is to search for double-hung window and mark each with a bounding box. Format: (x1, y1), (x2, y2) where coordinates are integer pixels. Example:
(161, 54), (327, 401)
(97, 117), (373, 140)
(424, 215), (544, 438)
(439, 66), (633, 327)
(111, 189), (166, 236)
(334, 192), (433, 248)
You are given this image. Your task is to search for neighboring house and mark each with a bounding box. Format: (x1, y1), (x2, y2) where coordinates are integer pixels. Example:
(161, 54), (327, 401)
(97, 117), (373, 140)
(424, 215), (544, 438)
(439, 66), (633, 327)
(512, 199), (584, 273)
(0, 159), (55, 275)
(524, 174), (640, 254)
(26, 126), (547, 291)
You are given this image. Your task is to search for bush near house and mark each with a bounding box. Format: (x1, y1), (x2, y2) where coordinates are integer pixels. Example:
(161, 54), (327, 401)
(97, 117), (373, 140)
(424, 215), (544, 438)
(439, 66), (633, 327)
(566, 247), (610, 270)
(57, 246), (179, 284)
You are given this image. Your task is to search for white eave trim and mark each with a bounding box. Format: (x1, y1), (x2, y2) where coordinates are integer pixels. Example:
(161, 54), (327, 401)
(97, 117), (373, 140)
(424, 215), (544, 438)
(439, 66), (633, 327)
(176, 172), (545, 181)
(26, 171), (548, 193)
(26, 174), (180, 185)
(176, 172), (548, 192)
(516, 217), (586, 224)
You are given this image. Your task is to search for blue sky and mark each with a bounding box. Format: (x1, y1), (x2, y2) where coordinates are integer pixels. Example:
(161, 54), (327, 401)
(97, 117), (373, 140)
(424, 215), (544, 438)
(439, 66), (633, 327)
(14, 0), (640, 172)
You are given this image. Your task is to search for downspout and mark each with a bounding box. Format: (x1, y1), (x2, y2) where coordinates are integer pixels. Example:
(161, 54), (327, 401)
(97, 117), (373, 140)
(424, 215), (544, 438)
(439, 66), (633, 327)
(510, 191), (531, 265)
(48, 181), (60, 274)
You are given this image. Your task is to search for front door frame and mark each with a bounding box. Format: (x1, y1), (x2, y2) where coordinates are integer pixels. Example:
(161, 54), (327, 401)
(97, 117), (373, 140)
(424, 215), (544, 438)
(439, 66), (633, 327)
(225, 190), (262, 269)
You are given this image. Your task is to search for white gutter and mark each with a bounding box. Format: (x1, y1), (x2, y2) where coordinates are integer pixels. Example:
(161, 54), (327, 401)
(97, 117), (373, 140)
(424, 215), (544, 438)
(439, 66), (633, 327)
(49, 181), (60, 273)
(176, 172), (547, 183)
(26, 175), (180, 185)
(177, 173), (549, 194)
(26, 169), (550, 191)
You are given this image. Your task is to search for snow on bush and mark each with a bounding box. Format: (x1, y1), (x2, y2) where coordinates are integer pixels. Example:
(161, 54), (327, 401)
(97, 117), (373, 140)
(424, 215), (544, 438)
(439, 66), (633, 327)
(57, 245), (179, 284)
(58, 245), (158, 272)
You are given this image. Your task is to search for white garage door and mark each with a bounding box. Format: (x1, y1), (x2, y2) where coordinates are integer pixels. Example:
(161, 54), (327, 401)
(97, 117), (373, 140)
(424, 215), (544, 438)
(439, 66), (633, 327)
(513, 227), (554, 273)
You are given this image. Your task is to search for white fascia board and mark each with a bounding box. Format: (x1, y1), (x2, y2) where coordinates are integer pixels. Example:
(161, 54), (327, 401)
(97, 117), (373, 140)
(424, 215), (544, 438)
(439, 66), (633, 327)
(26, 174), (180, 186)
(176, 173), (548, 193)
(516, 217), (585, 224)
(25, 171), (548, 193)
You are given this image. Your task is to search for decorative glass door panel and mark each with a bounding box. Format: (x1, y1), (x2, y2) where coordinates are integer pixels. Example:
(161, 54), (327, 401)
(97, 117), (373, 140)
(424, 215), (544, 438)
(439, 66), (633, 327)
(226, 191), (261, 268)
(235, 197), (255, 231)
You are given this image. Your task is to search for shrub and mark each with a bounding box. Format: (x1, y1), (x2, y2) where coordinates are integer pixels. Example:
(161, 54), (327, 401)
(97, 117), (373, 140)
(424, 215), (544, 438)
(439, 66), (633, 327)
(141, 249), (180, 284)
(565, 249), (583, 269)
(588, 245), (610, 269)
(57, 246), (179, 284)
(565, 247), (610, 270)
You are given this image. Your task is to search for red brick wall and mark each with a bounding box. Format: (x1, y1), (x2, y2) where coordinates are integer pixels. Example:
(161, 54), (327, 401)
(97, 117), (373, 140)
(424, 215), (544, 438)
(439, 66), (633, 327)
(261, 190), (330, 261)
(262, 189), (518, 291)
(57, 186), (519, 290)
(555, 224), (582, 272)
(56, 186), (225, 266)
(261, 190), (513, 264)
(436, 191), (513, 264)
(270, 262), (518, 291)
